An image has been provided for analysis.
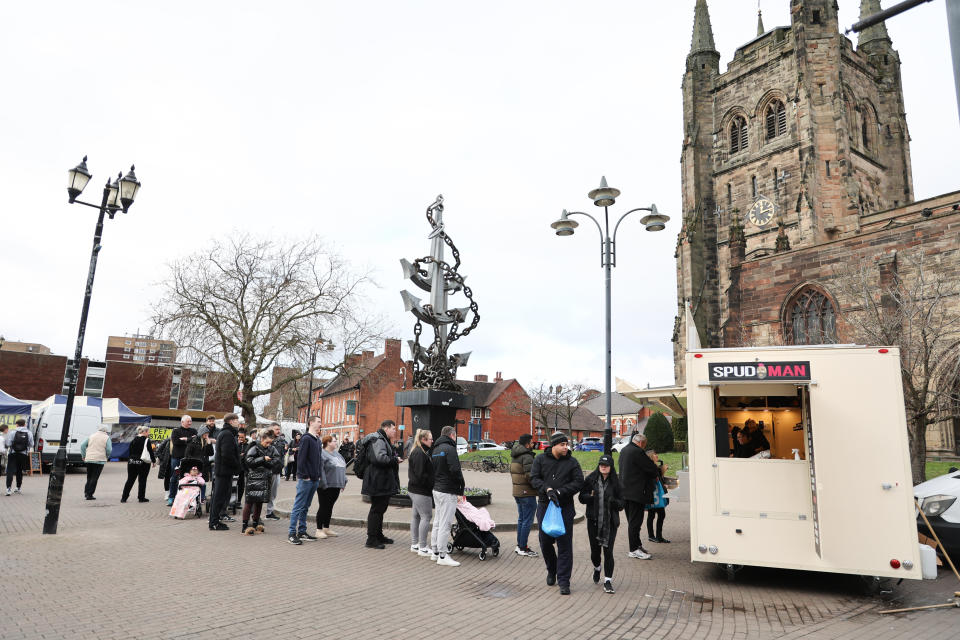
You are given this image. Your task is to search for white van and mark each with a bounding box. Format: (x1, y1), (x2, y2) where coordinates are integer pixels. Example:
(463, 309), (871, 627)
(34, 404), (104, 468)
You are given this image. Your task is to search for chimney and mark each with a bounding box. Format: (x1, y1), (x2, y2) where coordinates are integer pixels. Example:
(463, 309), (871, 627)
(494, 371), (503, 382)
(345, 353), (361, 368)
(384, 338), (401, 361)
(474, 374), (488, 382)
(362, 350), (374, 361)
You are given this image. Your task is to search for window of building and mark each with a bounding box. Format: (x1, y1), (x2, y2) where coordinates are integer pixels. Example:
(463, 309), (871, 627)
(124, 340), (131, 345)
(727, 183), (732, 207)
(730, 116), (748, 154)
(471, 407), (482, 420)
(773, 168), (779, 194)
(169, 382), (180, 410)
(765, 99), (787, 140)
(784, 288), (837, 345)
(188, 385), (205, 411)
(123, 347), (130, 352)
(751, 176), (758, 199)
(485, 408), (491, 419)
(123, 354), (130, 360)
(825, 160), (831, 177)
(148, 356), (155, 361)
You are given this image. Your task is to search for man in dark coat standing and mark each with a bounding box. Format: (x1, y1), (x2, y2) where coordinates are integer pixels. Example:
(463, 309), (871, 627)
(530, 432), (583, 595)
(361, 419), (400, 549)
(618, 431), (659, 559)
(209, 414), (241, 531)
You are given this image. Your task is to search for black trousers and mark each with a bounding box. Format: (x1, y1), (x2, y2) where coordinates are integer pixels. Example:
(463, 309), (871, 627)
(624, 500), (648, 552)
(122, 461), (151, 500)
(646, 507), (665, 539)
(5, 453), (27, 489)
(316, 487), (341, 529)
(366, 494), (390, 540)
(84, 464), (104, 497)
(537, 501), (575, 588)
(208, 475), (232, 526)
(586, 518), (618, 579)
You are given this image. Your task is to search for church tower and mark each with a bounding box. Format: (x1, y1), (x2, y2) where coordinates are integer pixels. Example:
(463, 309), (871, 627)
(673, 0), (915, 384)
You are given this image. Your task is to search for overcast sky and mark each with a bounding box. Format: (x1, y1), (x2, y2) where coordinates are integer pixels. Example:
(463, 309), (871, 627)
(1, 0), (956, 396)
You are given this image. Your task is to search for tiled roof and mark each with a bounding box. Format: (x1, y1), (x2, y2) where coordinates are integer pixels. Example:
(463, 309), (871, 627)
(456, 379), (516, 407)
(321, 354), (387, 397)
(579, 392), (643, 416)
(536, 405), (604, 432)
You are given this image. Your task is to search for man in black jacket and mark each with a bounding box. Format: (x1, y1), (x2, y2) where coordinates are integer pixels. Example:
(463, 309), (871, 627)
(618, 432), (659, 559)
(530, 432), (584, 595)
(209, 414), (242, 531)
(166, 415), (197, 506)
(430, 425), (465, 566)
(361, 419), (400, 549)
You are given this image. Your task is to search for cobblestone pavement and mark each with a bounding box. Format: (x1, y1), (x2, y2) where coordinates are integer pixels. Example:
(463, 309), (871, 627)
(1, 463), (957, 640)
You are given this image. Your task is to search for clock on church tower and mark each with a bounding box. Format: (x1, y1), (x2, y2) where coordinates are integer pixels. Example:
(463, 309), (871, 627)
(747, 197), (775, 227)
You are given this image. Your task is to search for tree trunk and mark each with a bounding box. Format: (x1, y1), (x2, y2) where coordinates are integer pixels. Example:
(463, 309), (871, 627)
(239, 387), (257, 430)
(907, 415), (927, 485)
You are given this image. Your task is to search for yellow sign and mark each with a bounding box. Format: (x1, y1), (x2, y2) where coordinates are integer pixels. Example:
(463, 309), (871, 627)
(0, 413), (27, 427)
(149, 427), (172, 441)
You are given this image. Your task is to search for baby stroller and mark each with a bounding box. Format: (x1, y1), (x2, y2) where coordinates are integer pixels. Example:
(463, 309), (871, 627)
(447, 502), (501, 561)
(170, 458), (205, 519)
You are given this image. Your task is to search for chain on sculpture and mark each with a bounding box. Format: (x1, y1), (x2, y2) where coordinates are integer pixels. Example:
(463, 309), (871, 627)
(400, 195), (479, 391)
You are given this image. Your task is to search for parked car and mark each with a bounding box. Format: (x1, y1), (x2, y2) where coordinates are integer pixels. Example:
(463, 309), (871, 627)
(914, 467), (960, 562)
(576, 437), (604, 452)
(534, 440), (549, 450)
(456, 437), (469, 456)
(612, 436), (631, 453)
(475, 441), (506, 451)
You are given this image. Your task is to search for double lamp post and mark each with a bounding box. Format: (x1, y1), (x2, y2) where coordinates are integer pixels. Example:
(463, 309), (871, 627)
(551, 177), (669, 455)
(43, 157), (141, 535)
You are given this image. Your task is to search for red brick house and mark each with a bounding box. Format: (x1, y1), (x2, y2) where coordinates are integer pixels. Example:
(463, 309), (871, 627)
(454, 373), (531, 444)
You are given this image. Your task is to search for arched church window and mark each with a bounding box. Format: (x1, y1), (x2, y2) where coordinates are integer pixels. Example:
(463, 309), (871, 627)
(784, 288), (837, 345)
(730, 116), (748, 154)
(765, 99), (786, 140)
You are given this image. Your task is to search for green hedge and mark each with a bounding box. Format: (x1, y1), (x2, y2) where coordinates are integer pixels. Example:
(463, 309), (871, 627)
(645, 412), (674, 453)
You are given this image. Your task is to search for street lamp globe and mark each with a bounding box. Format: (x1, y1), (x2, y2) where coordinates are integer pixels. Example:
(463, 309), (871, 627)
(550, 210), (579, 236)
(640, 204), (670, 232)
(118, 165), (141, 213)
(588, 176), (620, 207)
(67, 156), (92, 203)
(105, 175), (122, 212)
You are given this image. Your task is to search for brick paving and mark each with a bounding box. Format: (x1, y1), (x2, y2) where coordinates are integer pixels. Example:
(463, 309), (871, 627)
(0, 463), (956, 639)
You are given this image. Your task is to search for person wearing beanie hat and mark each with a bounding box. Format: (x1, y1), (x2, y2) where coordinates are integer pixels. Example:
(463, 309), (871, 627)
(579, 455), (624, 593)
(530, 432), (583, 595)
(510, 433), (538, 557)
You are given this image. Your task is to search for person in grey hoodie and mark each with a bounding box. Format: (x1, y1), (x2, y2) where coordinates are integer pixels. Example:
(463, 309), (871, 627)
(314, 434), (347, 539)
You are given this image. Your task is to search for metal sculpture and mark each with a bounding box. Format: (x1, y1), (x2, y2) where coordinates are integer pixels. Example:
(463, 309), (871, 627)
(400, 195), (479, 391)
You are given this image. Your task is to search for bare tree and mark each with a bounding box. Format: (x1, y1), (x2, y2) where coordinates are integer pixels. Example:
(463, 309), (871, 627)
(506, 382), (589, 440)
(152, 233), (383, 426)
(834, 251), (960, 483)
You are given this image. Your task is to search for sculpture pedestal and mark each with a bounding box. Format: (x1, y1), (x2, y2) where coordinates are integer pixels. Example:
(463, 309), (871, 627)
(395, 389), (473, 440)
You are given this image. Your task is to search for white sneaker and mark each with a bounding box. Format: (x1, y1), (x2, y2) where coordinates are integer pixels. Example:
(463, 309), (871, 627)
(324, 528), (338, 537)
(436, 554), (461, 567)
(4, 489), (10, 496)
(13, 488), (21, 494)
(429, 551), (439, 561)
(410, 544), (420, 553)
(629, 548), (652, 560)
(316, 530), (328, 539)
(418, 548), (432, 557)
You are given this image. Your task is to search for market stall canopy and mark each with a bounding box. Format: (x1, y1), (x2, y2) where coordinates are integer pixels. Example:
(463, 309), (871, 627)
(31, 395), (151, 424)
(0, 388), (31, 415)
(615, 378), (686, 417)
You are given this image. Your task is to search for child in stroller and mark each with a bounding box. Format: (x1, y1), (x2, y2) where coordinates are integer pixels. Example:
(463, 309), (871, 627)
(170, 459), (205, 519)
(447, 500), (501, 561)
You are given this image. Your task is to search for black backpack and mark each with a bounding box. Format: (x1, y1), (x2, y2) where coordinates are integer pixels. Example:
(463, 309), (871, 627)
(12, 430), (29, 453)
(353, 435), (373, 479)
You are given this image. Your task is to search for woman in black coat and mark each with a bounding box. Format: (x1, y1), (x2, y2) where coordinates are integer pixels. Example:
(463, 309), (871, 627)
(122, 426), (156, 503)
(242, 431), (282, 534)
(578, 454), (624, 594)
(407, 429), (435, 555)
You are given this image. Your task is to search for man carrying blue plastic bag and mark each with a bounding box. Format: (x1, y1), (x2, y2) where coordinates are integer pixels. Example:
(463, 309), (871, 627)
(530, 432), (583, 595)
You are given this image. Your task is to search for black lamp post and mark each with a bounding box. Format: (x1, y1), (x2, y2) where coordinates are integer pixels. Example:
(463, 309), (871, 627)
(43, 157), (141, 535)
(302, 336), (334, 429)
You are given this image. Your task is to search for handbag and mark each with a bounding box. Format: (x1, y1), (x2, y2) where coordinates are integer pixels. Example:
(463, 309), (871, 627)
(140, 438), (152, 463)
(541, 501), (566, 537)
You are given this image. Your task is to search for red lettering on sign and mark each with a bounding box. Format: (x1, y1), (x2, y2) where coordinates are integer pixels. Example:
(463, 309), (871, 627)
(794, 365), (806, 377)
(782, 365), (794, 376)
(767, 365), (782, 377)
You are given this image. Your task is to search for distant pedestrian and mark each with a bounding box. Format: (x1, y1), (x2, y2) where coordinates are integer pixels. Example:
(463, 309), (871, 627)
(646, 450), (670, 544)
(235, 428), (248, 506)
(618, 432), (659, 560)
(530, 432), (583, 595)
(156, 436), (172, 494)
(510, 433), (539, 558)
(0, 424), (8, 475)
(167, 415), (197, 506)
(361, 419), (401, 549)
(265, 422), (286, 521)
(4, 419), (32, 496)
(80, 425), (112, 500)
(285, 432), (302, 480)
(121, 426), (156, 503)
(242, 429), (280, 535)
(339, 436), (355, 462)
(407, 428), (434, 556)
(579, 454), (624, 594)
(209, 414), (241, 531)
(315, 434), (347, 538)
(287, 417), (322, 545)
(430, 425), (465, 566)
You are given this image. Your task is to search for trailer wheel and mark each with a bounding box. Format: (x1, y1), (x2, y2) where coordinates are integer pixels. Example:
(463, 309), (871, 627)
(860, 575), (894, 596)
(446, 542), (453, 554)
(724, 564), (743, 582)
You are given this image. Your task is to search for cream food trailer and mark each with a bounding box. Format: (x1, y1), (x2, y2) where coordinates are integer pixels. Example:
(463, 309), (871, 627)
(686, 345), (921, 580)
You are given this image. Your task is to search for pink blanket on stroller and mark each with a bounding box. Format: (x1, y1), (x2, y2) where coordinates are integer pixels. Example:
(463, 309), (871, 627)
(170, 477), (204, 519)
(457, 500), (495, 531)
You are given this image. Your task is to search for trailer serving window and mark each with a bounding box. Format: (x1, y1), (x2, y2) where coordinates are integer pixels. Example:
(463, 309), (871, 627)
(712, 383), (808, 460)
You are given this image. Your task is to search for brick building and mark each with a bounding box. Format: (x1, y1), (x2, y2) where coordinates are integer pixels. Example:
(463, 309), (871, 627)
(262, 365), (328, 422)
(105, 333), (176, 365)
(674, 1), (960, 453)
(0, 349), (233, 430)
(535, 406), (605, 441)
(456, 373), (531, 444)
(0, 340), (51, 355)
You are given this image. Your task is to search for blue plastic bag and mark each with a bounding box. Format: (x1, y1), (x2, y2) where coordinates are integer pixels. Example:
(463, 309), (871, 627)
(541, 501), (566, 537)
